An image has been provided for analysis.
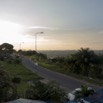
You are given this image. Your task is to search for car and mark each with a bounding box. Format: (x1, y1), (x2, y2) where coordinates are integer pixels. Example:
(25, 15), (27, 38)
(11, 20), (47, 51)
(68, 87), (95, 101)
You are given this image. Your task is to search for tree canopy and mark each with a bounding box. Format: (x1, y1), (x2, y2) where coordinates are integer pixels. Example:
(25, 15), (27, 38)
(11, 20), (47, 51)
(0, 43), (14, 53)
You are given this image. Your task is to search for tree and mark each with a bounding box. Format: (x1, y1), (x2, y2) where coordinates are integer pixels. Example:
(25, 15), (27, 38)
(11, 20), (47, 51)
(37, 53), (47, 61)
(18, 50), (37, 56)
(68, 48), (102, 78)
(0, 43), (14, 53)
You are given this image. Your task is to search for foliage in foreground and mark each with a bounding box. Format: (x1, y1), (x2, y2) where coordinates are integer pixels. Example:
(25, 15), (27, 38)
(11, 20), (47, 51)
(25, 81), (67, 103)
(0, 69), (17, 102)
(0, 52), (42, 98)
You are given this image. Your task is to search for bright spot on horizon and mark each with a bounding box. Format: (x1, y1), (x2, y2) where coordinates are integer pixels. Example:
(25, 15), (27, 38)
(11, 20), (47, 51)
(0, 19), (23, 35)
(0, 19), (30, 50)
(0, 19), (27, 45)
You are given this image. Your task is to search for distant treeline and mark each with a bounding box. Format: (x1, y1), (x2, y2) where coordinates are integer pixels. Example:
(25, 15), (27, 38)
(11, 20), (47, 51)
(38, 50), (103, 58)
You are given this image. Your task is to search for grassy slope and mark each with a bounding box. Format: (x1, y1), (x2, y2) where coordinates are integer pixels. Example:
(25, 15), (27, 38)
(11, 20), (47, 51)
(0, 61), (42, 97)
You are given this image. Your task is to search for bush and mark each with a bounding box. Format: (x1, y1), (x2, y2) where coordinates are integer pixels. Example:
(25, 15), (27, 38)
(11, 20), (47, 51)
(25, 81), (67, 103)
(81, 85), (95, 97)
(0, 56), (4, 61)
(8, 60), (12, 64)
(12, 76), (21, 84)
(14, 58), (21, 64)
(0, 69), (17, 102)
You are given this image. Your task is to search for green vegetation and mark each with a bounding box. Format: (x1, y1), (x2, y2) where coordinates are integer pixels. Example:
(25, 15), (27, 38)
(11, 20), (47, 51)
(19, 48), (103, 86)
(0, 43), (69, 103)
(0, 69), (17, 102)
(35, 48), (103, 86)
(0, 43), (103, 102)
(12, 76), (21, 84)
(25, 81), (67, 103)
(81, 85), (94, 97)
(20, 50), (47, 62)
(0, 60), (42, 97)
(0, 60), (68, 102)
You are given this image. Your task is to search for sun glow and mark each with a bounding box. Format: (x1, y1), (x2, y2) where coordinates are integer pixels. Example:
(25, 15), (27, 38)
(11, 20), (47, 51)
(0, 20), (23, 35)
(0, 19), (25, 43)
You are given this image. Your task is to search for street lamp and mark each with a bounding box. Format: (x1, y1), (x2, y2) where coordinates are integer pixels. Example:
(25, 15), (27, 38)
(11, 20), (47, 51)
(20, 42), (24, 50)
(35, 32), (43, 53)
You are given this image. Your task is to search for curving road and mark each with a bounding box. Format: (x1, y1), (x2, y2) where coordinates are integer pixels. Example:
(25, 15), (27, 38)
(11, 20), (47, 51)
(22, 56), (102, 93)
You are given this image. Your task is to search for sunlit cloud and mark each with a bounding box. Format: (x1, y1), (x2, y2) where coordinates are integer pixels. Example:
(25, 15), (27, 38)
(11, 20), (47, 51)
(23, 26), (59, 36)
(28, 26), (56, 30)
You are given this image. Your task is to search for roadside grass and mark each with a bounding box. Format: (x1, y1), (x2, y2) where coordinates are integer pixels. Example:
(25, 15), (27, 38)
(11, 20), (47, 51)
(39, 61), (66, 74)
(39, 62), (59, 71)
(0, 61), (42, 97)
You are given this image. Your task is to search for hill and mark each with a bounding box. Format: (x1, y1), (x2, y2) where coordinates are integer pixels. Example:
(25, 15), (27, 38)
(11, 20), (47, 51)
(38, 50), (103, 58)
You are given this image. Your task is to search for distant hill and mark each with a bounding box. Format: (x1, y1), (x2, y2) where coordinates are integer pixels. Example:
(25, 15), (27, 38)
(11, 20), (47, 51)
(38, 50), (76, 58)
(38, 50), (103, 58)
(95, 50), (103, 55)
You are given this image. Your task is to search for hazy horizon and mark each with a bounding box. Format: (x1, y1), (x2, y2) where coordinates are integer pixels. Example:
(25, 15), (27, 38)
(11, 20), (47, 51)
(37, 49), (103, 58)
(0, 0), (103, 50)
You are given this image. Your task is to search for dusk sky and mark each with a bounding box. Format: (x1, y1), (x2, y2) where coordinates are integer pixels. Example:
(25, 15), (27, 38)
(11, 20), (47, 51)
(0, 0), (103, 50)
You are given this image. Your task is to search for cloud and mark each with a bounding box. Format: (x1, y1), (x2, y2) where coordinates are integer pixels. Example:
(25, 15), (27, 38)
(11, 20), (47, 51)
(22, 26), (103, 49)
(23, 26), (58, 34)
(28, 26), (56, 30)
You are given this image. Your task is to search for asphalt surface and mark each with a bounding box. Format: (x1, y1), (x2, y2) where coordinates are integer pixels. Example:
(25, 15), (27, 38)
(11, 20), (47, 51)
(22, 56), (102, 93)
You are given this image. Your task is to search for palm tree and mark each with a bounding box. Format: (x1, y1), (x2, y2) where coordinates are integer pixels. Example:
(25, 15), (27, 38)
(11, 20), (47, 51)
(68, 48), (102, 77)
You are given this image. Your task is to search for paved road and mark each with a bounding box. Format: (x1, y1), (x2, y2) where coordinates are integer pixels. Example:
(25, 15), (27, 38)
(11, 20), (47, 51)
(22, 56), (102, 93)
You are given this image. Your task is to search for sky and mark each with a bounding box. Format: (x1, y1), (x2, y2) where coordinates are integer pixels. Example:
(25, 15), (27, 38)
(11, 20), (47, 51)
(0, 0), (103, 50)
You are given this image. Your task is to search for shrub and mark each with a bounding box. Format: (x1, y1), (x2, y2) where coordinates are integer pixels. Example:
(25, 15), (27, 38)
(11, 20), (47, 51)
(12, 76), (21, 84)
(25, 81), (67, 103)
(14, 58), (21, 64)
(0, 69), (17, 102)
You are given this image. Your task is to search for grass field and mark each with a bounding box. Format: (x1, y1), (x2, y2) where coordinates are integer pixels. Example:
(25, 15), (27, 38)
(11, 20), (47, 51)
(0, 61), (42, 97)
